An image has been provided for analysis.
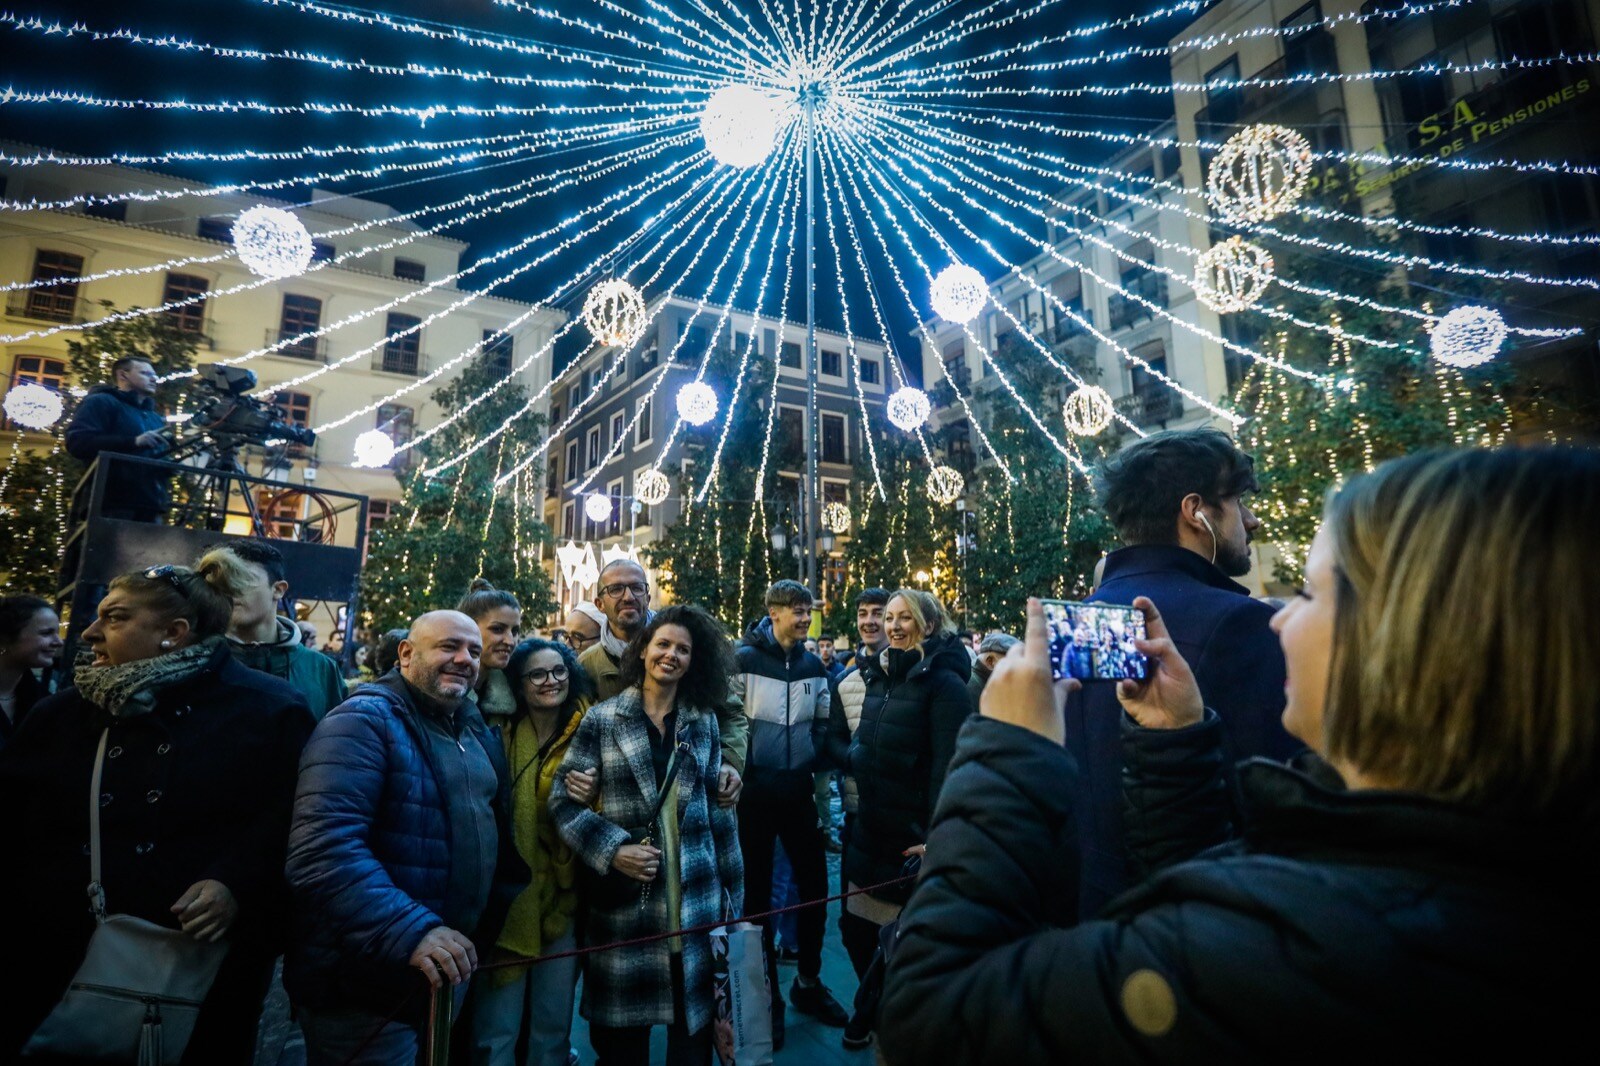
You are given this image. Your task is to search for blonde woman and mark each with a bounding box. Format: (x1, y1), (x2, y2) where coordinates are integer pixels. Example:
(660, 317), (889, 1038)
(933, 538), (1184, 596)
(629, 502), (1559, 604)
(883, 447), (1599, 1061)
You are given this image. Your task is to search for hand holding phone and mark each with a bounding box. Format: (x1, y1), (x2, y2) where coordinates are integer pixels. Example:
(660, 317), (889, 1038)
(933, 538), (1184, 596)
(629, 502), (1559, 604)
(1114, 596), (1204, 731)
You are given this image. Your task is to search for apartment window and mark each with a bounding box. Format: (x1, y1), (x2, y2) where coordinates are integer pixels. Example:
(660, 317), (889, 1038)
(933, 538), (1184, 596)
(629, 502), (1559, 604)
(568, 384), (580, 415)
(821, 412), (847, 464)
(1280, 1), (1319, 33)
(1203, 56), (1239, 100)
(636, 397), (653, 445)
(820, 349), (842, 378)
(822, 480), (849, 508)
(562, 501), (576, 540)
(735, 331), (750, 354)
(565, 439), (579, 483)
(859, 358), (880, 385)
(482, 331), (514, 376)
(277, 294), (322, 359)
(273, 390), (313, 456)
(780, 340), (802, 369)
(162, 273), (210, 335)
(311, 240), (335, 262)
(942, 339), (969, 389)
(381, 312), (422, 375)
(4, 354), (66, 431)
(610, 411), (626, 450)
(393, 258), (426, 282)
(777, 406), (804, 458)
(197, 217), (232, 242)
(375, 403), (415, 468)
(607, 479), (623, 538)
(26, 250), (84, 323)
(586, 425), (601, 470)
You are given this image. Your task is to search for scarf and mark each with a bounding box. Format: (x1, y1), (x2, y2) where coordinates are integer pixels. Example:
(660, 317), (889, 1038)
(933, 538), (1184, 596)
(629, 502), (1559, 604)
(599, 609), (655, 661)
(73, 637), (223, 718)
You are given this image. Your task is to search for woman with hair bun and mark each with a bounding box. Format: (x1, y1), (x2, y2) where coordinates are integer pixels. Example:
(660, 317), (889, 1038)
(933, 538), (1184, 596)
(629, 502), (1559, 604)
(458, 578), (524, 727)
(0, 564), (315, 1062)
(0, 594), (62, 751)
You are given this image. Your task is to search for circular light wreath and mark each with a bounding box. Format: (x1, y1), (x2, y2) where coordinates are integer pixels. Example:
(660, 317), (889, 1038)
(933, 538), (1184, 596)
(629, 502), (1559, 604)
(1206, 124), (1314, 224)
(1193, 236), (1275, 314)
(2, 381), (64, 429)
(1062, 384), (1114, 437)
(886, 386), (932, 432)
(700, 84), (783, 168)
(584, 493), (614, 523)
(233, 205), (313, 279)
(930, 264), (988, 323)
(926, 465), (965, 506)
(352, 429), (397, 468)
(634, 469), (671, 507)
(821, 501), (852, 534)
(676, 381), (719, 425)
(582, 278), (649, 348)
(1430, 305), (1507, 369)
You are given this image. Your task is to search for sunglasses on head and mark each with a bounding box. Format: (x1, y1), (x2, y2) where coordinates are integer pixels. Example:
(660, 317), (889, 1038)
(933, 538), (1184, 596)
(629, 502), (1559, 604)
(143, 565), (188, 594)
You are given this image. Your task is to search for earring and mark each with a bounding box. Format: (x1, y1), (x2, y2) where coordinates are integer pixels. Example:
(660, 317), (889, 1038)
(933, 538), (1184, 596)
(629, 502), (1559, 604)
(160, 640), (172, 649)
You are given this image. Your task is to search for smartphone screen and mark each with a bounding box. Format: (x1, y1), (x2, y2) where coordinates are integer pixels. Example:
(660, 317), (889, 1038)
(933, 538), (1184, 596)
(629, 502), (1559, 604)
(1040, 599), (1149, 682)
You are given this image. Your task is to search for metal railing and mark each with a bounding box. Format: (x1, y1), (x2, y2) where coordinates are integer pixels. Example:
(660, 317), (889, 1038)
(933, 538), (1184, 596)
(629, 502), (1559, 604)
(6, 291), (88, 324)
(1108, 273), (1168, 332)
(373, 348), (426, 376)
(1114, 389), (1184, 429)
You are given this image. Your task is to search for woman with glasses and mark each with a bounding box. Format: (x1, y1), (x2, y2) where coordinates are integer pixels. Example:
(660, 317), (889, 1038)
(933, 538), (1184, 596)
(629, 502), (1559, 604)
(0, 562), (315, 1062)
(469, 637), (596, 1065)
(551, 605), (744, 1066)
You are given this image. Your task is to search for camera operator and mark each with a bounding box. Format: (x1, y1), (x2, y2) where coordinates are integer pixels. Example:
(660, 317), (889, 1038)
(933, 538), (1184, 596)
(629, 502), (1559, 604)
(63, 356), (171, 522)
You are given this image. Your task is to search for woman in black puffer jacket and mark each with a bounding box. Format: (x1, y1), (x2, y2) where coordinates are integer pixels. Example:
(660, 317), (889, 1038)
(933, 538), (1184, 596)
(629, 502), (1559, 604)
(843, 589), (973, 968)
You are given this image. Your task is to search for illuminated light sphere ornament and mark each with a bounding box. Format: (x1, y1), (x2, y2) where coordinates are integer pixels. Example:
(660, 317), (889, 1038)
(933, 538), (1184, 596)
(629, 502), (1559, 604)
(886, 386), (931, 432)
(1193, 237), (1275, 314)
(634, 469), (671, 507)
(584, 493), (613, 524)
(1430, 305), (1507, 368)
(1206, 124), (1314, 224)
(930, 264), (987, 323)
(233, 205), (313, 280)
(700, 85), (782, 168)
(352, 429), (396, 468)
(821, 501), (851, 534)
(3, 382), (64, 429)
(1062, 385), (1114, 437)
(926, 465), (965, 506)
(582, 279), (648, 348)
(676, 381), (718, 425)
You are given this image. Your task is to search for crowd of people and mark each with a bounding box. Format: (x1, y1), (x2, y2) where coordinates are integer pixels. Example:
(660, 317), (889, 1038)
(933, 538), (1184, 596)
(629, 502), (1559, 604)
(0, 428), (1593, 1066)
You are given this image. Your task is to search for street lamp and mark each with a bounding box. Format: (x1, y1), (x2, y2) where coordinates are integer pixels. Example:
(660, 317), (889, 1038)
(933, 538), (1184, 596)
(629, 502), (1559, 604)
(914, 569), (931, 587)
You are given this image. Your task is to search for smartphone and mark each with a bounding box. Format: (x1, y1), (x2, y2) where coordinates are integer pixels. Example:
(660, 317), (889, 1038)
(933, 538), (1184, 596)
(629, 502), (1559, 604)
(1040, 599), (1149, 682)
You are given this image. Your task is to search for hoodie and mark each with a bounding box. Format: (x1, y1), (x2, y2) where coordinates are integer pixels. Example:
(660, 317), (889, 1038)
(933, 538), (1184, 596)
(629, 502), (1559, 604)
(229, 616), (347, 720)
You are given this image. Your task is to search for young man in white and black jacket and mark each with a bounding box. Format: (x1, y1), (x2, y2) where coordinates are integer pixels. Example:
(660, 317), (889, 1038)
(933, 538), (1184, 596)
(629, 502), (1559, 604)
(729, 579), (849, 1047)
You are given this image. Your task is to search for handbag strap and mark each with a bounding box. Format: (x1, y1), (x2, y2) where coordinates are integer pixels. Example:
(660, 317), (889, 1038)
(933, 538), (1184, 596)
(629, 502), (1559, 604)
(87, 727), (108, 923)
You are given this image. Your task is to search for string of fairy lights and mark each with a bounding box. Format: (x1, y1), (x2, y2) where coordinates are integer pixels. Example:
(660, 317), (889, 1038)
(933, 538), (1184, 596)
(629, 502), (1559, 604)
(3, 0), (1596, 574)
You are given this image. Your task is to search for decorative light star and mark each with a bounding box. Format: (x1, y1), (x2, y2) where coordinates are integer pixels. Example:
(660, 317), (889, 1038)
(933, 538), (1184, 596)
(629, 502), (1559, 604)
(582, 278), (648, 347)
(1062, 385), (1114, 436)
(634, 469), (671, 506)
(700, 85), (784, 169)
(1207, 124), (1314, 224)
(1194, 237), (1275, 314)
(233, 205), (313, 279)
(352, 429), (396, 468)
(676, 381), (718, 425)
(555, 540), (593, 586)
(886, 386), (932, 431)
(930, 264), (988, 323)
(926, 464), (965, 505)
(1431, 306), (1507, 368)
(2, 382), (64, 429)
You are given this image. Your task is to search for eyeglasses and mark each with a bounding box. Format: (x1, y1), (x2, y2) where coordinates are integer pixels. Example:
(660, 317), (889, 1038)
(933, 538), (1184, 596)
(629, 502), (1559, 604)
(600, 582), (649, 600)
(143, 565), (188, 593)
(522, 665), (570, 684)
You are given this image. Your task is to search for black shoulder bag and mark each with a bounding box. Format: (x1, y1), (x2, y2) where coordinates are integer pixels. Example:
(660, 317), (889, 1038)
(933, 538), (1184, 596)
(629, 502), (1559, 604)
(584, 740), (692, 910)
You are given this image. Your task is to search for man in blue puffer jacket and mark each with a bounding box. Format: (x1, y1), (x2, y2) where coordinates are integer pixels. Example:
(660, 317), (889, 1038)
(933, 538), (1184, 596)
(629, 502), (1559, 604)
(285, 610), (528, 1064)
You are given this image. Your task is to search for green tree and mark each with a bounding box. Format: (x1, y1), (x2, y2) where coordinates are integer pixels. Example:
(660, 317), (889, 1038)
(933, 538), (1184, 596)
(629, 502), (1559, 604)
(360, 356), (557, 630)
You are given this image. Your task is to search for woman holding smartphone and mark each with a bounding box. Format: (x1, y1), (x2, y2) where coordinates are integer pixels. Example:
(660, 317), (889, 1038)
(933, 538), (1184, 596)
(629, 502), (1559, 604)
(881, 447), (1597, 1061)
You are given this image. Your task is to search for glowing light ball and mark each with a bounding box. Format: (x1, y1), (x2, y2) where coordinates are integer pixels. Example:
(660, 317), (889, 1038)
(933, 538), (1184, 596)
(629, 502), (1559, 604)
(1206, 124), (1314, 224)
(2, 382), (64, 429)
(635, 469), (671, 506)
(886, 386), (932, 431)
(930, 264), (988, 323)
(822, 501), (852, 534)
(1062, 385), (1114, 437)
(676, 381), (718, 425)
(700, 85), (782, 168)
(352, 429), (397, 468)
(584, 493), (613, 523)
(582, 279), (648, 348)
(1430, 305), (1507, 368)
(1193, 236), (1275, 314)
(926, 465), (965, 505)
(233, 205), (313, 279)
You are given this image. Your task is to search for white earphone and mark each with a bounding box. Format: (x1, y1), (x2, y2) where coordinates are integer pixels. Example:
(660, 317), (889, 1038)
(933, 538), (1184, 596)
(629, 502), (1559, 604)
(1197, 511), (1218, 565)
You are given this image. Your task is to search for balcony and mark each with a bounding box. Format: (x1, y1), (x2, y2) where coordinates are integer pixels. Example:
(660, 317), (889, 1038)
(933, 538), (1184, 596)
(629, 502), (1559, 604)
(1107, 273), (1168, 332)
(374, 348), (426, 376)
(1115, 389), (1184, 429)
(7, 291), (88, 325)
(1192, 31), (1340, 133)
(265, 328), (327, 362)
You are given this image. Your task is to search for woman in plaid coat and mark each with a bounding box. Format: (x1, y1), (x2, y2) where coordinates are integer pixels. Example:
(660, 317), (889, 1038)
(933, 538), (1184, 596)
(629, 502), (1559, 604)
(550, 604), (744, 1064)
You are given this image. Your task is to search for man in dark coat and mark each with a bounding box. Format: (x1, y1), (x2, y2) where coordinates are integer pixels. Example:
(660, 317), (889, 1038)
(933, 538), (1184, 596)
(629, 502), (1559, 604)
(285, 610), (529, 1064)
(1067, 428), (1300, 917)
(63, 356), (171, 520)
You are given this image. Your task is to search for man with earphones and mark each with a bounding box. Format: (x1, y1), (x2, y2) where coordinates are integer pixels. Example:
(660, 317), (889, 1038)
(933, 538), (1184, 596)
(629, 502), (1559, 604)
(1066, 428), (1301, 918)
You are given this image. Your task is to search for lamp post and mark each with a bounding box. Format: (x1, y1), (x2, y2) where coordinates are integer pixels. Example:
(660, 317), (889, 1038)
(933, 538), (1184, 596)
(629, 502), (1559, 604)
(955, 496), (973, 630)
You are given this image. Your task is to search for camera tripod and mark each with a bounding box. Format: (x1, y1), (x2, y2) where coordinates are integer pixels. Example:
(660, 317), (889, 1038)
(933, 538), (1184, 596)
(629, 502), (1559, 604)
(167, 434), (271, 536)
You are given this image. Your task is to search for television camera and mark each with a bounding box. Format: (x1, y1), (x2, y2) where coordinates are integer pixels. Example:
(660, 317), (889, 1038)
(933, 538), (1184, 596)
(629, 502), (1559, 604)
(185, 363), (317, 451)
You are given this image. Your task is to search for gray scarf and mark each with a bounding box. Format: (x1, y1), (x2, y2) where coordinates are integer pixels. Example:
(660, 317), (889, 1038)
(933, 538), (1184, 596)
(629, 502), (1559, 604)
(600, 609), (655, 662)
(73, 637), (223, 718)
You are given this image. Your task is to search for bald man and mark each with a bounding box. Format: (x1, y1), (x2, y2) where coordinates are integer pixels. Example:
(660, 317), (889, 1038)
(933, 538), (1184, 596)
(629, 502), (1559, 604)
(563, 601), (604, 655)
(286, 611), (530, 1063)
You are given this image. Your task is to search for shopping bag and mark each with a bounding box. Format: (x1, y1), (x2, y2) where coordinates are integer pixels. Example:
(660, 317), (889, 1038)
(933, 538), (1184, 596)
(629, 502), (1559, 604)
(710, 921), (773, 1066)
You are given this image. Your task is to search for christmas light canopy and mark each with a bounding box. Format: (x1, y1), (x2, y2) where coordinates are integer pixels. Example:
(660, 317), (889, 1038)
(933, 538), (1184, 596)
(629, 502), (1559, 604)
(676, 381), (718, 425)
(1207, 124), (1314, 224)
(584, 492), (613, 523)
(1431, 305), (1507, 368)
(634, 468), (671, 506)
(2, 382), (63, 429)
(352, 429), (397, 468)
(581, 278), (648, 348)
(232, 205), (313, 279)
(926, 465), (965, 505)
(822, 501), (851, 533)
(930, 264), (988, 323)
(700, 85), (783, 169)
(886, 386), (932, 431)
(1062, 385), (1114, 436)
(1194, 236), (1275, 314)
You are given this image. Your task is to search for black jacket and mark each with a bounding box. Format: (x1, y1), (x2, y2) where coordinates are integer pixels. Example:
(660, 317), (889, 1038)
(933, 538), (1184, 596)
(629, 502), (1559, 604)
(63, 384), (170, 513)
(880, 715), (1589, 1064)
(1066, 544), (1301, 916)
(0, 645), (314, 1058)
(0, 667), (52, 753)
(844, 635), (973, 895)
